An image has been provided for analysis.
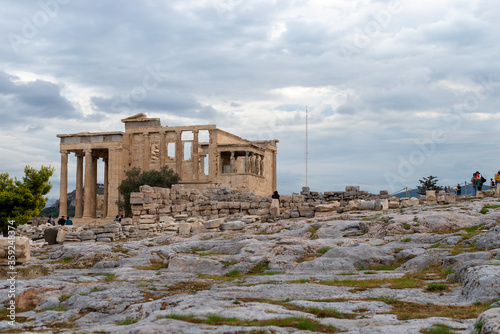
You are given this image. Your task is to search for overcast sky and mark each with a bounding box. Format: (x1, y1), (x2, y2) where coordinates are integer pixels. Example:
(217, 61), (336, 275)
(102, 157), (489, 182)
(1, 0), (499, 199)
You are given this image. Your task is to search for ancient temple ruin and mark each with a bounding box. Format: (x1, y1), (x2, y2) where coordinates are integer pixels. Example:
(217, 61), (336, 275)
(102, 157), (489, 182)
(57, 114), (278, 219)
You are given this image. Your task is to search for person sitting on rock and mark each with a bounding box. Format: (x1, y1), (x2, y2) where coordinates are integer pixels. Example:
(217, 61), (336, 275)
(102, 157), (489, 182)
(65, 216), (73, 225)
(47, 216), (55, 226)
(57, 216), (66, 226)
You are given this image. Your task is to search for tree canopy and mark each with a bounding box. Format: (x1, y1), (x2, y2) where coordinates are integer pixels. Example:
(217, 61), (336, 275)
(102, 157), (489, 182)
(118, 165), (180, 217)
(0, 165), (55, 232)
(417, 175), (443, 195)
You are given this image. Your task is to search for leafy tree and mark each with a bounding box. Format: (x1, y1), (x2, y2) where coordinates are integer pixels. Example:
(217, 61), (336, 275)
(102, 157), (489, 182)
(118, 165), (180, 217)
(417, 175), (443, 195)
(0, 165), (55, 232)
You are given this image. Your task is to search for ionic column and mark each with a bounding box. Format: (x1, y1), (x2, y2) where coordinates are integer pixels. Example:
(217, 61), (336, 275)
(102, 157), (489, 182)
(103, 157), (109, 218)
(59, 150), (69, 218)
(175, 131), (183, 177)
(272, 151), (277, 191)
(107, 148), (122, 218)
(230, 152), (235, 173)
(193, 130), (199, 180)
(160, 132), (166, 167)
(244, 152), (249, 173)
(83, 149), (93, 218)
(260, 155), (265, 176)
(91, 155), (98, 217)
(75, 153), (83, 218)
(143, 133), (150, 171)
(255, 155), (261, 175)
(200, 155), (205, 175)
(208, 129), (218, 181)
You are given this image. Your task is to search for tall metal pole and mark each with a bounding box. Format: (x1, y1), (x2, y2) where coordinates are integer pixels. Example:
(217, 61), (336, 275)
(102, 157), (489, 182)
(306, 106), (308, 187)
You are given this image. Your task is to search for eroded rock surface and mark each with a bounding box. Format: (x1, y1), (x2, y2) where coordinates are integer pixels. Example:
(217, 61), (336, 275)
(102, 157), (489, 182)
(1, 197), (500, 333)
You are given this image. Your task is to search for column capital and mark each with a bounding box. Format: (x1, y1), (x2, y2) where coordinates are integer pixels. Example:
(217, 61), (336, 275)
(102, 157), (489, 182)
(60, 150), (69, 155)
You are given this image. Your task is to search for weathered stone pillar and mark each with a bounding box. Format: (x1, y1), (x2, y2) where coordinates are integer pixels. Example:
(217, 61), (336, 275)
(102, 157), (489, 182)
(103, 157), (109, 218)
(255, 155), (261, 175)
(143, 133), (150, 171)
(244, 151), (249, 173)
(193, 130), (199, 180)
(160, 132), (166, 167)
(107, 148), (122, 218)
(272, 151), (277, 191)
(175, 131), (183, 177)
(83, 149), (93, 218)
(91, 155), (98, 217)
(230, 151), (235, 173)
(200, 155), (205, 175)
(208, 129), (218, 181)
(260, 156), (265, 176)
(75, 153), (83, 218)
(59, 150), (69, 218)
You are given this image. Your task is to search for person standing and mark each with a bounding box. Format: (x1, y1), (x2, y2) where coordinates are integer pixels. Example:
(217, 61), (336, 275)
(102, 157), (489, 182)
(270, 190), (280, 217)
(495, 171), (500, 185)
(456, 184), (461, 196)
(491, 178), (496, 188)
(471, 172), (479, 196)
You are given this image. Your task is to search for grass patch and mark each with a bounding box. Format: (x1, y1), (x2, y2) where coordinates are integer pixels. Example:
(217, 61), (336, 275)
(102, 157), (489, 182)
(426, 283), (448, 292)
(402, 223), (411, 230)
(244, 249), (255, 254)
(190, 247), (207, 253)
(308, 225), (320, 239)
(58, 295), (72, 302)
(319, 276), (425, 290)
(62, 256), (73, 263)
(166, 281), (212, 295)
(111, 245), (129, 254)
(373, 298), (489, 320)
(420, 323), (457, 333)
(90, 286), (104, 293)
(405, 265), (453, 281)
(247, 261), (270, 275)
(38, 304), (69, 312)
(116, 317), (138, 325)
(401, 237), (411, 243)
(317, 247), (331, 254)
(429, 243), (441, 249)
(224, 269), (242, 277)
(103, 273), (119, 282)
(221, 260), (237, 267)
(462, 223), (485, 239)
(158, 313), (340, 333)
(133, 261), (167, 270)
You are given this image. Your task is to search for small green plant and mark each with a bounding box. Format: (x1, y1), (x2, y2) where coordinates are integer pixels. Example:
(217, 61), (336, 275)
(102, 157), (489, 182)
(426, 283), (447, 291)
(421, 323), (456, 334)
(474, 321), (484, 333)
(221, 260), (237, 267)
(233, 299), (241, 305)
(104, 273), (119, 282)
(402, 222), (411, 230)
(429, 243), (441, 249)
(116, 317), (138, 325)
(62, 256), (73, 263)
(413, 217), (419, 222)
(190, 247), (207, 253)
(317, 247), (331, 254)
(244, 249), (255, 254)
(59, 295), (71, 302)
(401, 238), (411, 243)
(480, 207), (488, 214)
(224, 269), (241, 277)
(90, 287), (104, 293)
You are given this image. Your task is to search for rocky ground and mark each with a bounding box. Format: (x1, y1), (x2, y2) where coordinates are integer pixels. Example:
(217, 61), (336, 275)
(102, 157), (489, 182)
(2, 197), (500, 333)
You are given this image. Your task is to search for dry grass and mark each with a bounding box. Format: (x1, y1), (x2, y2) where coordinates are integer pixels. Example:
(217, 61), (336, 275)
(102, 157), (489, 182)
(165, 281), (212, 295)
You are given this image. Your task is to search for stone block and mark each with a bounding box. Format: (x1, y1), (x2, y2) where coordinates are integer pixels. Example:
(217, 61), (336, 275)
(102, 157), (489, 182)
(178, 223), (192, 235)
(43, 228), (59, 245)
(95, 233), (115, 239)
(444, 193), (456, 204)
(121, 218), (133, 225)
(96, 238), (112, 242)
(56, 230), (66, 244)
(0, 237), (30, 264)
(291, 211), (300, 218)
(219, 221), (245, 231)
(139, 224), (156, 230)
(204, 219), (223, 229)
(388, 201), (400, 209)
(139, 218), (156, 224)
(375, 199), (389, 211)
(358, 200), (376, 210)
(305, 210), (315, 218)
(380, 190), (389, 195)
(130, 192), (144, 198)
(80, 231), (96, 241)
(130, 197), (144, 204)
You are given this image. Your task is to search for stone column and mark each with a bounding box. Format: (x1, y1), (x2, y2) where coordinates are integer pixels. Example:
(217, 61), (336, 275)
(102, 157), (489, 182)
(272, 151), (277, 192)
(260, 155), (264, 176)
(244, 152), (249, 173)
(59, 150), (69, 218)
(91, 155), (98, 217)
(75, 153), (83, 218)
(200, 155), (205, 175)
(143, 133), (150, 171)
(83, 149), (93, 218)
(208, 129), (218, 181)
(175, 131), (183, 177)
(193, 130), (199, 180)
(107, 148), (122, 218)
(160, 132), (166, 167)
(103, 157), (109, 218)
(230, 152), (235, 173)
(255, 155), (261, 175)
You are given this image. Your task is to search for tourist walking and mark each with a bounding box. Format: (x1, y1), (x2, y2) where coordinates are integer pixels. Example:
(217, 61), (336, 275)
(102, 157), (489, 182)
(270, 190), (280, 217)
(456, 184), (461, 196)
